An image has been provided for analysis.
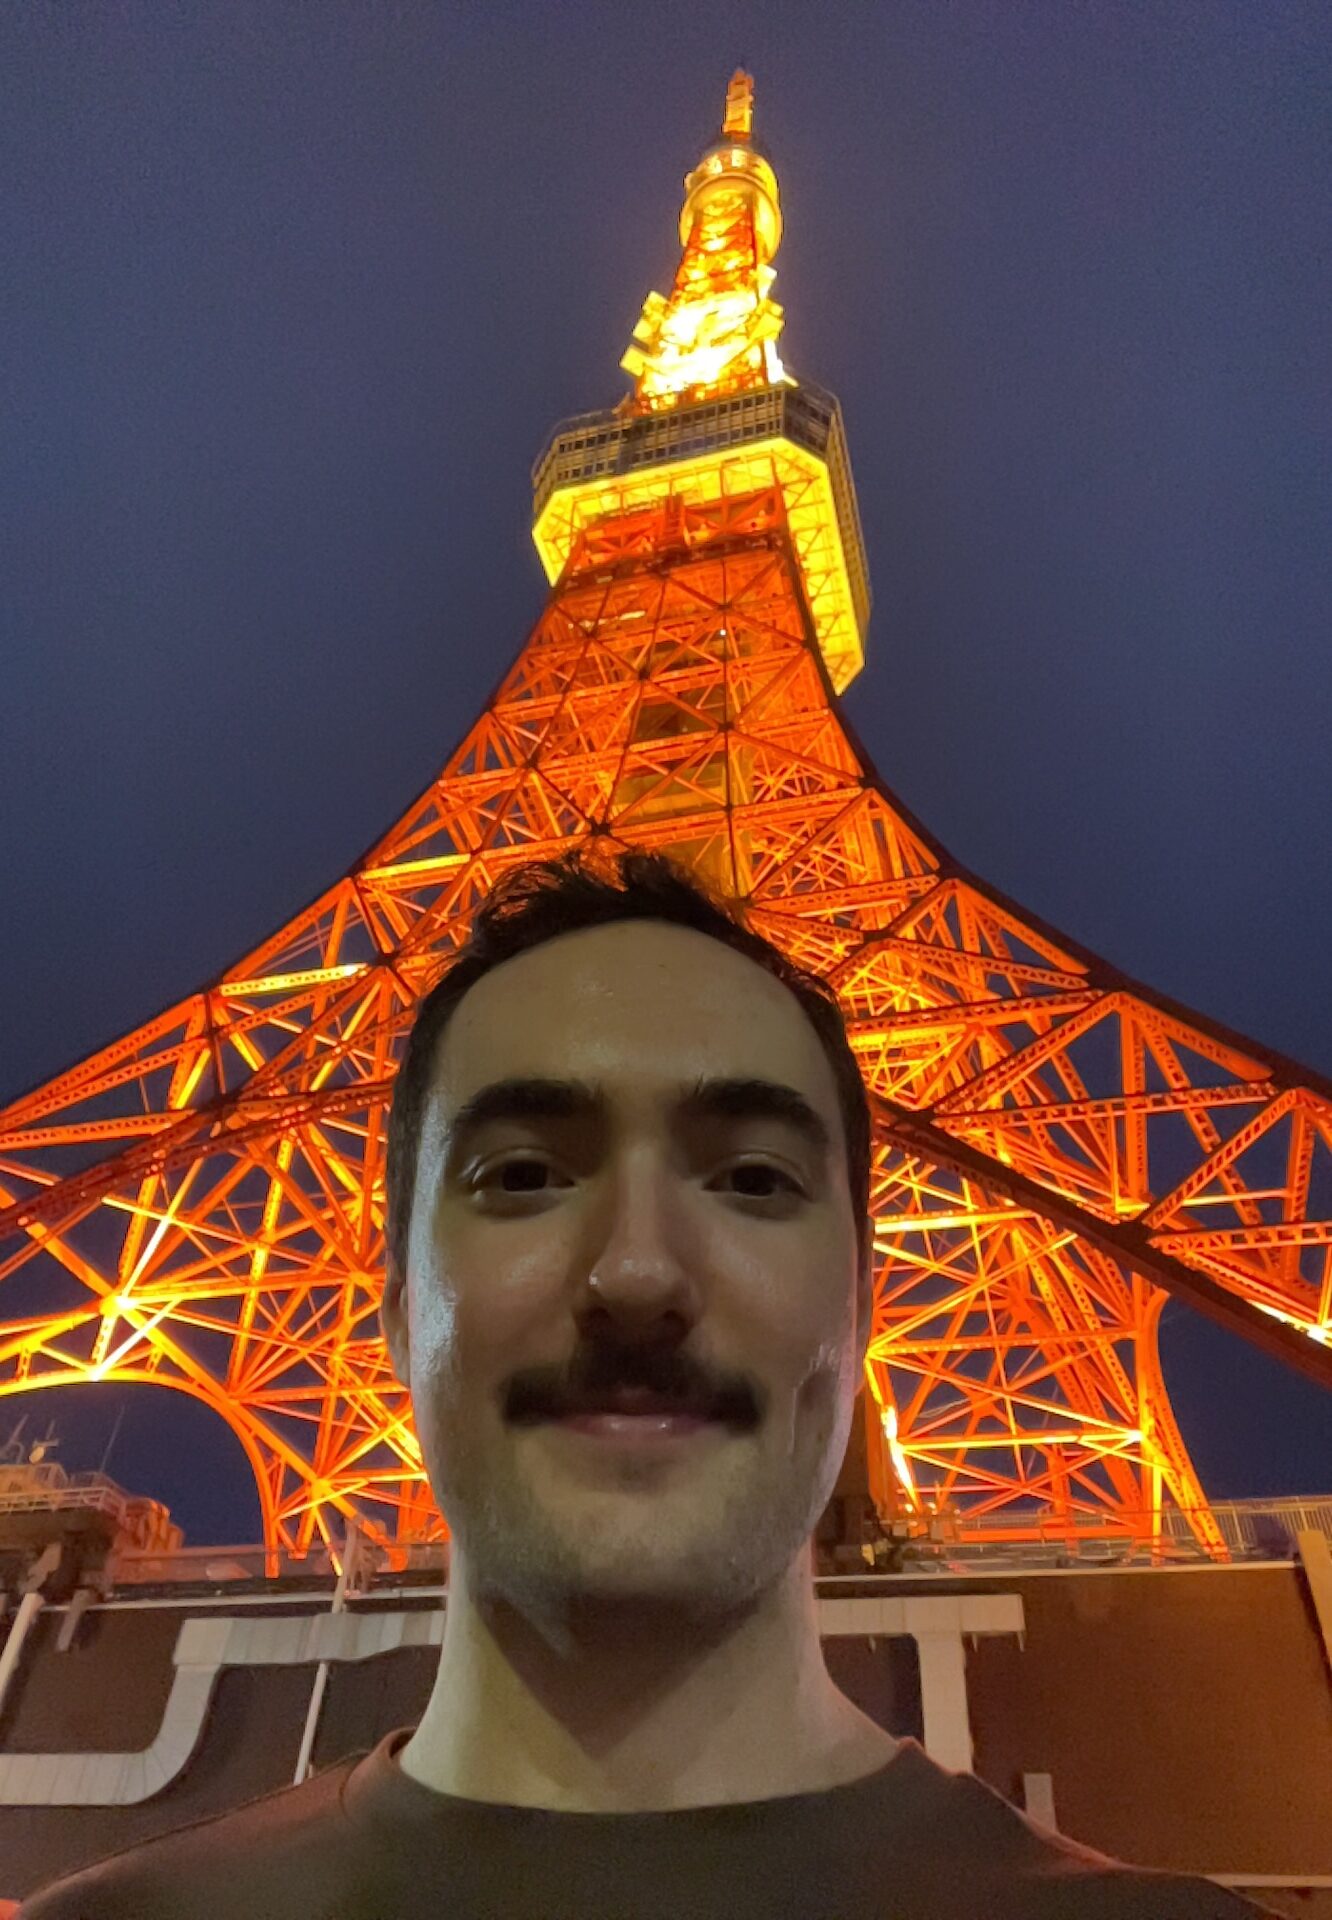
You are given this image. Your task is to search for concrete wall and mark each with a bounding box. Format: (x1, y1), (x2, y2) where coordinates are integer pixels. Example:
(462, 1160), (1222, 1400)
(0, 1561), (1328, 1906)
(965, 1564), (1332, 1902)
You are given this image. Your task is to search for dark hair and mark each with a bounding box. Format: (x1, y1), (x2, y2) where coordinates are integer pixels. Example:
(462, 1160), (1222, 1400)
(385, 846), (871, 1288)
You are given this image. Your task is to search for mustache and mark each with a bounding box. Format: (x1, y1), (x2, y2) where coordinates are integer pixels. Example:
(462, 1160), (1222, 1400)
(506, 1347), (760, 1428)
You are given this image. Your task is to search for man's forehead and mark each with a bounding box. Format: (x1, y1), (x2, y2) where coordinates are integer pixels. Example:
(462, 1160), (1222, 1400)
(430, 922), (837, 1120)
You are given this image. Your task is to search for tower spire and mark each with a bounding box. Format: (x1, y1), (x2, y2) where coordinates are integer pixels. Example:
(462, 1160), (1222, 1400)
(620, 70), (788, 412)
(721, 68), (754, 139)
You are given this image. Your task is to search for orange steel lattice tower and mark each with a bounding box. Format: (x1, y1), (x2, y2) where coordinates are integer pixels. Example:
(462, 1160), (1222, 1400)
(1, 76), (1329, 1562)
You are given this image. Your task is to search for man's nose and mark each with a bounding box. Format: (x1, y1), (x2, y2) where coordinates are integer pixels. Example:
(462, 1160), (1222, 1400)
(575, 1150), (701, 1334)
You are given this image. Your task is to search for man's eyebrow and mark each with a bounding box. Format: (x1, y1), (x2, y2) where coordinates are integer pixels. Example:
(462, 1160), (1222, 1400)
(443, 1074), (832, 1161)
(676, 1076), (832, 1159)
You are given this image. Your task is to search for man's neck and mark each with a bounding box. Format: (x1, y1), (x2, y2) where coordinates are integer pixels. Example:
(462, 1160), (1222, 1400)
(398, 1550), (899, 1813)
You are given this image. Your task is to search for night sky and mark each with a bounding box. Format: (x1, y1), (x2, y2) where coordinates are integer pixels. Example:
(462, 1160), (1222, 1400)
(5, 3), (1329, 1543)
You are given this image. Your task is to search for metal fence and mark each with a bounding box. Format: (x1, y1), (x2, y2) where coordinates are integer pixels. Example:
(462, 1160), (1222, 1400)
(0, 1467), (130, 1525)
(105, 1496), (1332, 1591)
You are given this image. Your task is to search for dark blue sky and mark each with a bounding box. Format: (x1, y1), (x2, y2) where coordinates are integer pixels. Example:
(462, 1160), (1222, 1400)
(4, 3), (1329, 1542)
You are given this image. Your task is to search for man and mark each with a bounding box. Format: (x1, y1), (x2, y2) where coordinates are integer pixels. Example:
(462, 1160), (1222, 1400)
(23, 849), (1271, 1917)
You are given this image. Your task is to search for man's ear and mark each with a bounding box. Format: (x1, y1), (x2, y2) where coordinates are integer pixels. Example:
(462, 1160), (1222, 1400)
(381, 1256), (410, 1388)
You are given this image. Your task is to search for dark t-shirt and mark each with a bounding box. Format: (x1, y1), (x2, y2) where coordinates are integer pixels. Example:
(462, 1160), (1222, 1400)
(19, 1729), (1273, 1919)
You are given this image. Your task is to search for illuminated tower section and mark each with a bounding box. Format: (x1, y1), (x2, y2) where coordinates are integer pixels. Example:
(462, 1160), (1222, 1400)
(534, 70), (867, 696)
(626, 70), (790, 408)
(0, 76), (1327, 1563)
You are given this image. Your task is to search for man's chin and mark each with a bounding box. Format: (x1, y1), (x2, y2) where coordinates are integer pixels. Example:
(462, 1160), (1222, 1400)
(493, 1493), (798, 1621)
(497, 1551), (773, 1634)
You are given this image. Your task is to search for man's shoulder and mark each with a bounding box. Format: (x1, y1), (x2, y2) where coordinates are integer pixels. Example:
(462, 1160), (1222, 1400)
(891, 1746), (1274, 1918)
(1011, 1863), (1275, 1920)
(18, 1755), (362, 1920)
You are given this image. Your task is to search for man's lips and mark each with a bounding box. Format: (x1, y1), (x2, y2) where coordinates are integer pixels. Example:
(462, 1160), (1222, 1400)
(508, 1383), (757, 1431)
(520, 1390), (735, 1444)
(549, 1410), (720, 1445)
(556, 1388), (713, 1419)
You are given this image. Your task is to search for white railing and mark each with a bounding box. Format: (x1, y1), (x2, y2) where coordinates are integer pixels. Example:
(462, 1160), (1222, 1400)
(111, 1539), (450, 1587)
(1164, 1496), (1332, 1554)
(103, 1497), (1332, 1591)
(927, 1495), (1332, 1565)
(0, 1467), (181, 1556)
(0, 1469), (130, 1523)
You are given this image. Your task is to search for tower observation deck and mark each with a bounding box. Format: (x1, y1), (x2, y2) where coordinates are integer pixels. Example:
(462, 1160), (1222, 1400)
(534, 71), (867, 693)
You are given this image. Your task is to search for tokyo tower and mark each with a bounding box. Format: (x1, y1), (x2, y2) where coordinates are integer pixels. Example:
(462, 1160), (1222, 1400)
(2, 74), (1328, 1564)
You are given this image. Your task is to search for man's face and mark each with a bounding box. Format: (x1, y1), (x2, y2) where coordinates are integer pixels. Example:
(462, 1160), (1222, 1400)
(384, 918), (868, 1623)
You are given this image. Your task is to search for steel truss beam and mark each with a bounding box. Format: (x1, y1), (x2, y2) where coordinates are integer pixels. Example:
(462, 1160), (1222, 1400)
(1, 487), (1326, 1565)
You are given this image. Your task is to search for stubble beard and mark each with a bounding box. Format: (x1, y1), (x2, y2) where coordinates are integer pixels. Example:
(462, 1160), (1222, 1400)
(427, 1380), (847, 1639)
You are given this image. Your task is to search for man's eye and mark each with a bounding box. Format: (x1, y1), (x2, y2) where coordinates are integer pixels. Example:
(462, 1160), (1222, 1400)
(472, 1159), (803, 1200)
(476, 1157), (562, 1195)
(719, 1162), (805, 1200)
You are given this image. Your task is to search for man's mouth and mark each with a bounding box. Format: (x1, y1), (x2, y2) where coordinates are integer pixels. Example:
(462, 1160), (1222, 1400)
(515, 1389), (744, 1448)
(509, 1382), (756, 1436)
(554, 1409), (717, 1443)
(560, 1386), (710, 1418)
